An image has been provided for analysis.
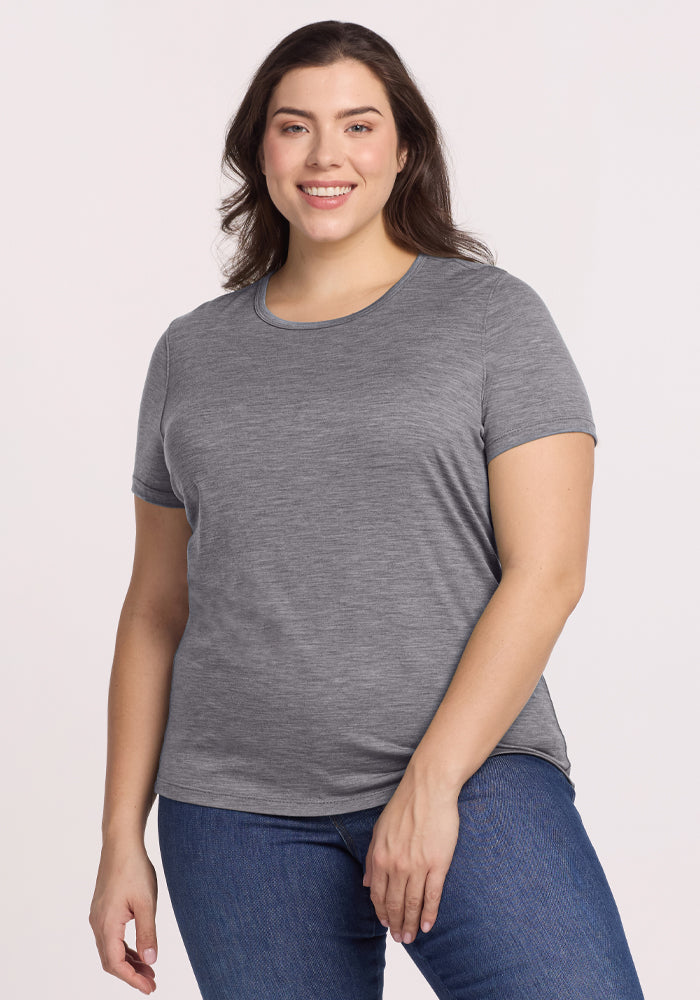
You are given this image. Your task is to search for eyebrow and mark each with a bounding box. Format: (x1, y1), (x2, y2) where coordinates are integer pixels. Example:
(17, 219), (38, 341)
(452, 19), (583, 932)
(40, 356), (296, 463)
(270, 105), (384, 121)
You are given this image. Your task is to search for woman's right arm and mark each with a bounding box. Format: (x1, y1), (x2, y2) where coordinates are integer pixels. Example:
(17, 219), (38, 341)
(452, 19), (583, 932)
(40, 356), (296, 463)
(89, 497), (191, 996)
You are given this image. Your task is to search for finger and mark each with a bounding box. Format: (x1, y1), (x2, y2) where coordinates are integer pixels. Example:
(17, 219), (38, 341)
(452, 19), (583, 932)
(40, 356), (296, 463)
(368, 867), (390, 929)
(400, 871), (427, 944)
(102, 930), (156, 995)
(124, 944), (157, 984)
(385, 868), (410, 942)
(419, 866), (447, 935)
(133, 895), (158, 969)
(364, 844), (390, 928)
(362, 844), (373, 887)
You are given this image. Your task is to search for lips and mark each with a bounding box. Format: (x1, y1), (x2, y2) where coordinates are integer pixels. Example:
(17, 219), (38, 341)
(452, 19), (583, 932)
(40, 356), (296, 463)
(297, 185), (357, 210)
(297, 182), (358, 191)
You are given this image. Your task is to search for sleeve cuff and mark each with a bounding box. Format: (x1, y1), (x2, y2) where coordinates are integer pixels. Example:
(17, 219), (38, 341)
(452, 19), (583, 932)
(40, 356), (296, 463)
(485, 418), (598, 465)
(131, 476), (185, 508)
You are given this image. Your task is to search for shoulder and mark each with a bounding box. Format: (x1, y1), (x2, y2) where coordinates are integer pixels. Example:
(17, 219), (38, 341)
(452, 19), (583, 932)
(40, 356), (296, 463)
(418, 255), (533, 310)
(164, 282), (258, 347)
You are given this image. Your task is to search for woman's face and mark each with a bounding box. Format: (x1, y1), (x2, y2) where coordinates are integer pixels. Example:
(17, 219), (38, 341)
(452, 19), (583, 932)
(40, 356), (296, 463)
(259, 59), (407, 249)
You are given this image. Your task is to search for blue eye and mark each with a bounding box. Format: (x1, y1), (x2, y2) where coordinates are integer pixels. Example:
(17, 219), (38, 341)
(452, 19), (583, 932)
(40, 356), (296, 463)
(281, 123), (371, 134)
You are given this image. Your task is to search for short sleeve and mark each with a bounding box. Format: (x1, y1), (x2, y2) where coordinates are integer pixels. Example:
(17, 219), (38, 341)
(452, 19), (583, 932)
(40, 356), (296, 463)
(131, 329), (185, 508)
(481, 271), (598, 465)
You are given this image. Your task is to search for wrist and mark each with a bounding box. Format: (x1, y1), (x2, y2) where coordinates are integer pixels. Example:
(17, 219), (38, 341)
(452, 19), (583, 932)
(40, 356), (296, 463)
(101, 816), (148, 849)
(101, 831), (147, 857)
(101, 793), (154, 847)
(403, 751), (467, 799)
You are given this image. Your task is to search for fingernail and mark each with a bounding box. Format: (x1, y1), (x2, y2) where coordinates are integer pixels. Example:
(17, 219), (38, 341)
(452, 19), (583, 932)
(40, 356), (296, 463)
(421, 921), (432, 933)
(402, 932), (412, 943)
(392, 931), (401, 942)
(144, 947), (157, 963)
(380, 919), (389, 928)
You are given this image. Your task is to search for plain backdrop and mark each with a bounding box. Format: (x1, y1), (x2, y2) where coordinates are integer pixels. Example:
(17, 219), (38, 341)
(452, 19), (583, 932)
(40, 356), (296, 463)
(2, 2), (698, 998)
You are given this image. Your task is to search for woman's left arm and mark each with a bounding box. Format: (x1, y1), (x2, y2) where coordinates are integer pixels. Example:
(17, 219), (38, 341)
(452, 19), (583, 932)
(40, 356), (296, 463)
(362, 430), (595, 945)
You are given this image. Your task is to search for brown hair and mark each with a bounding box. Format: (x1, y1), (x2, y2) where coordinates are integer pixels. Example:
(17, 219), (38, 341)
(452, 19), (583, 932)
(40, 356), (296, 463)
(216, 20), (496, 291)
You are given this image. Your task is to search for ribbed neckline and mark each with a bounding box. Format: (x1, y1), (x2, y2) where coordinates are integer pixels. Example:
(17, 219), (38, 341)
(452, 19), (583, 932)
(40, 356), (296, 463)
(253, 252), (428, 330)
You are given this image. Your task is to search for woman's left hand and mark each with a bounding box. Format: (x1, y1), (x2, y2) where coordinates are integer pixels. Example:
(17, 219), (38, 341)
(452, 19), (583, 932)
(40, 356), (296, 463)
(362, 770), (461, 944)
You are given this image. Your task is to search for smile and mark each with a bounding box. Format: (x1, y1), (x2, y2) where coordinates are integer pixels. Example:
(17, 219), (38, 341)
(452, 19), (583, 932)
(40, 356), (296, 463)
(299, 185), (355, 196)
(297, 185), (357, 209)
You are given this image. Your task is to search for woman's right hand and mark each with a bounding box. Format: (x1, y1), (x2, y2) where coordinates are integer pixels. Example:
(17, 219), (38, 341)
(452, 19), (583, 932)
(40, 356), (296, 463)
(89, 840), (159, 995)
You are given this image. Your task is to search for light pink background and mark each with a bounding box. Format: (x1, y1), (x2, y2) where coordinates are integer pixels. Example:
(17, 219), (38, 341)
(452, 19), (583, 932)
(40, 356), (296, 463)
(2, 2), (697, 998)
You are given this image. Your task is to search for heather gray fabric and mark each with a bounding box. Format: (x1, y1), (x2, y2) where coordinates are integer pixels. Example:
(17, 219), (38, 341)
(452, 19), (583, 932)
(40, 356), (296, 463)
(131, 254), (598, 815)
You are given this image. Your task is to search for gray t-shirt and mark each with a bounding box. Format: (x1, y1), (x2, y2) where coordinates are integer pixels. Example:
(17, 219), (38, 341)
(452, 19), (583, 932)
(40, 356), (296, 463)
(131, 253), (597, 815)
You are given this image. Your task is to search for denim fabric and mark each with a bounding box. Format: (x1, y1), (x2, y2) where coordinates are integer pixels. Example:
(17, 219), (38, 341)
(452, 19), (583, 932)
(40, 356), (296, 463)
(157, 753), (645, 999)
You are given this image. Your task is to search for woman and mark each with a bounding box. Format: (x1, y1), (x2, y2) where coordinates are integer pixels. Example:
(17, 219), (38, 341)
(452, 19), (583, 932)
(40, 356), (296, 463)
(89, 20), (646, 1000)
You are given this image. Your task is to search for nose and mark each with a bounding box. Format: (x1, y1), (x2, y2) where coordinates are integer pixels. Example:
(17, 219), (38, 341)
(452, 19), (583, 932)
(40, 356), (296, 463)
(306, 127), (344, 169)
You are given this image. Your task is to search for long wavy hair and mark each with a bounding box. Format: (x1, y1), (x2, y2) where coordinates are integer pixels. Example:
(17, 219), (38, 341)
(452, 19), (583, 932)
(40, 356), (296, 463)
(216, 20), (496, 291)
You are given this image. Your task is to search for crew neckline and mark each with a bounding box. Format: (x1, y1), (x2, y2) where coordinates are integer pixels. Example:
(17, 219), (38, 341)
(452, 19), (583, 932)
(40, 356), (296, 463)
(254, 252), (428, 329)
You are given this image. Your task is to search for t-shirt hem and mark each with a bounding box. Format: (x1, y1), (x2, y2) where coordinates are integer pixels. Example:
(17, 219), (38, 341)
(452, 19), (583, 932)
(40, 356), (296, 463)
(487, 745), (575, 789)
(153, 746), (574, 815)
(153, 774), (402, 816)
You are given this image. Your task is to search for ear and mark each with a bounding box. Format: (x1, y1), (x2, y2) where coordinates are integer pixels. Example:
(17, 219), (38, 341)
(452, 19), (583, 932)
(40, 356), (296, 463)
(258, 148), (266, 176)
(397, 145), (408, 172)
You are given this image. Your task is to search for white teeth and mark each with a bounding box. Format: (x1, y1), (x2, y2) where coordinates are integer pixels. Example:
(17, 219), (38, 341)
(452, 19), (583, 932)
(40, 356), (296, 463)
(300, 185), (353, 197)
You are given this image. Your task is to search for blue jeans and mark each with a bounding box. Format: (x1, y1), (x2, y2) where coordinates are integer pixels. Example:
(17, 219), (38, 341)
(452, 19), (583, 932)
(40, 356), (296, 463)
(157, 753), (645, 999)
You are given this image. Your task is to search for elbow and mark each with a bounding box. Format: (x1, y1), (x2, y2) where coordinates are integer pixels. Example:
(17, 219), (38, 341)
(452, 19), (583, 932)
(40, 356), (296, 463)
(558, 572), (587, 613)
(501, 565), (587, 614)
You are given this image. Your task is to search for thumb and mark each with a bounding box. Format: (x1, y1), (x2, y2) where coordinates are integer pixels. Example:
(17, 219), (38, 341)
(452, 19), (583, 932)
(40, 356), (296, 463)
(133, 896), (158, 965)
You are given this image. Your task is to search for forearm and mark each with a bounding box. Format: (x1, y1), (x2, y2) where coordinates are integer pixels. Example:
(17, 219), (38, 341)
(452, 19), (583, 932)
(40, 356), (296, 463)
(101, 599), (184, 848)
(404, 569), (582, 796)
